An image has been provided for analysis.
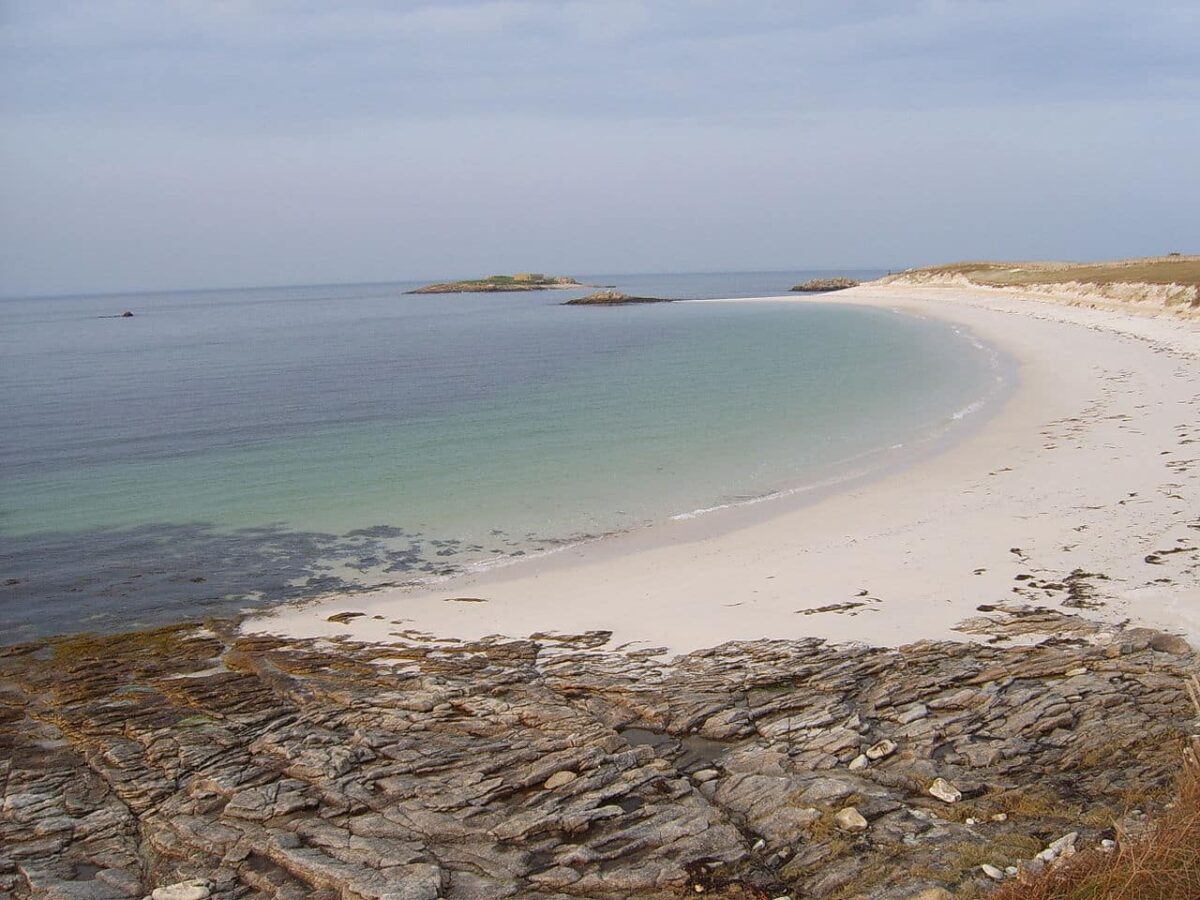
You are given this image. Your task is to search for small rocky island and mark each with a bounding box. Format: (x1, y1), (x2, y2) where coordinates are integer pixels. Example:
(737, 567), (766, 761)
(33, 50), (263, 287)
(407, 273), (581, 294)
(564, 290), (681, 306)
(790, 277), (860, 293)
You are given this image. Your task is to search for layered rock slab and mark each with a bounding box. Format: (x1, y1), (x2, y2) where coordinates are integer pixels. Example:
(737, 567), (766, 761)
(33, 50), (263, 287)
(0, 614), (1194, 899)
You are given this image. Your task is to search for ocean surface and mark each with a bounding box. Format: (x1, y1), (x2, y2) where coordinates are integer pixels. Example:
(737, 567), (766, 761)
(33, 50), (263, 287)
(0, 270), (1007, 642)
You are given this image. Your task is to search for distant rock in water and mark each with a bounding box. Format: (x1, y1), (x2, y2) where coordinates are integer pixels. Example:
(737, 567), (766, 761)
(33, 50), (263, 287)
(565, 290), (681, 306)
(790, 277), (860, 293)
(98, 310), (135, 319)
(407, 273), (580, 294)
(122, 310), (134, 317)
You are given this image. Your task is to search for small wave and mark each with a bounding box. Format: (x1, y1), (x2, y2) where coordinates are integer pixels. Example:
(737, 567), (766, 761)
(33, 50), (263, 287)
(667, 494), (787, 520)
(951, 399), (986, 420)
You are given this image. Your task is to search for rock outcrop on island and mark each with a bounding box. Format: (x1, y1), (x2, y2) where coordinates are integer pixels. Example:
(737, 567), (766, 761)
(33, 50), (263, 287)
(790, 278), (860, 293)
(1, 607), (1195, 899)
(564, 290), (681, 306)
(407, 274), (580, 294)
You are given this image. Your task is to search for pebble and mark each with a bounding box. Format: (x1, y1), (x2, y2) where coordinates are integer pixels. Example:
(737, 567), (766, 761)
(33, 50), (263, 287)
(928, 777), (962, 803)
(866, 738), (898, 760)
(834, 807), (869, 832)
(544, 770), (577, 790)
(151, 881), (212, 900)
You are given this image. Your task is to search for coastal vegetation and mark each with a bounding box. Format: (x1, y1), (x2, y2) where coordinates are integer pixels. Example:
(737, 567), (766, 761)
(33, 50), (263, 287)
(992, 693), (1200, 900)
(891, 256), (1199, 290)
(883, 255), (1200, 316)
(407, 273), (580, 293)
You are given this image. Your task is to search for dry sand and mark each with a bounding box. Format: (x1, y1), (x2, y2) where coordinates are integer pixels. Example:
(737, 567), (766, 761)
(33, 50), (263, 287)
(244, 283), (1200, 656)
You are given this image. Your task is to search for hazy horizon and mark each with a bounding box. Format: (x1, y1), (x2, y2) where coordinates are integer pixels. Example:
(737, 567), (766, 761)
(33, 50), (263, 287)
(0, 266), (894, 302)
(2, 2), (1197, 296)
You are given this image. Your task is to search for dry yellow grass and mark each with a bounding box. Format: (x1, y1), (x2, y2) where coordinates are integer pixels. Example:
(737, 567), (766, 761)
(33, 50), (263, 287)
(991, 677), (1200, 899)
(892, 256), (1199, 290)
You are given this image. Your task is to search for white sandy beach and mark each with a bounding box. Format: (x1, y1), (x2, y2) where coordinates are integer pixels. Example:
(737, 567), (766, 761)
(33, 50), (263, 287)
(244, 283), (1200, 655)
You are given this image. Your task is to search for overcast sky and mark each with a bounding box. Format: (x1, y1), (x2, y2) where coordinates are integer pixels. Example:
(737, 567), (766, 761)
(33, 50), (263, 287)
(1, 1), (1197, 296)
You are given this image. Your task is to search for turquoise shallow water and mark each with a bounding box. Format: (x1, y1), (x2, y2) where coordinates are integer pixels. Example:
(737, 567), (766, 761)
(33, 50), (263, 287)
(0, 271), (1003, 641)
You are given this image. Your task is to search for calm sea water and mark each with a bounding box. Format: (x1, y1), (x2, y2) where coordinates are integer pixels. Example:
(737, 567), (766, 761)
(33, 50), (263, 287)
(0, 270), (1004, 641)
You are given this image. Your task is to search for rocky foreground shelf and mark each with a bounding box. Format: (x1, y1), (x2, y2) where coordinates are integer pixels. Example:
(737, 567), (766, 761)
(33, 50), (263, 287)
(0, 608), (1195, 899)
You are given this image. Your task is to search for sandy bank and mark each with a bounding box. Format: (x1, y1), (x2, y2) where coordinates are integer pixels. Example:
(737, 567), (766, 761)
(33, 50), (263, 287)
(244, 283), (1200, 655)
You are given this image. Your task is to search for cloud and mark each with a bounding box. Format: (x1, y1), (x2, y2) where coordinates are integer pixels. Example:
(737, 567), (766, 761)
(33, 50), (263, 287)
(3, 0), (1195, 127)
(1, 1), (1197, 294)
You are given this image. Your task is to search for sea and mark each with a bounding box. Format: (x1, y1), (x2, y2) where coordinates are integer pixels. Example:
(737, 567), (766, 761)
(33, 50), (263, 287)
(0, 270), (1009, 642)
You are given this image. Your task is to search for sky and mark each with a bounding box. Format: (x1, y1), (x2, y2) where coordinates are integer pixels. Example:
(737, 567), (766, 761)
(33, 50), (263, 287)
(1, 1), (1197, 296)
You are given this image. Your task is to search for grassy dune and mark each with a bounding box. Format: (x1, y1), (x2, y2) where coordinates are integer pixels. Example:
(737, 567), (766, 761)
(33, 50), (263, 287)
(895, 256), (1199, 289)
(881, 256), (1200, 316)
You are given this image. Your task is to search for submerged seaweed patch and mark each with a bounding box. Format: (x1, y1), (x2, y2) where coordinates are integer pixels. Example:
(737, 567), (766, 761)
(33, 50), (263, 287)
(0, 521), (530, 644)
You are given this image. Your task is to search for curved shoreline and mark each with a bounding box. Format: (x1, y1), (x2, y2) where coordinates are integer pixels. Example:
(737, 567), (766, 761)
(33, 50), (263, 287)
(244, 283), (1200, 655)
(368, 303), (1014, 591)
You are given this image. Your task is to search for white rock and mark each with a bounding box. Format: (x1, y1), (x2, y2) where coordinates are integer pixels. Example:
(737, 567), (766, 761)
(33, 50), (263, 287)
(1037, 831), (1078, 864)
(834, 806), (868, 832)
(543, 770), (577, 790)
(866, 739), (898, 760)
(1065, 666), (1088, 677)
(991, 812), (1008, 822)
(897, 704), (929, 724)
(848, 754), (869, 770)
(752, 838), (766, 852)
(152, 881), (212, 900)
(928, 777), (962, 803)
(1101, 839), (1116, 851)
(692, 768), (719, 783)
(1005, 866), (1018, 875)
(979, 864), (1005, 881)
(965, 817), (978, 825)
